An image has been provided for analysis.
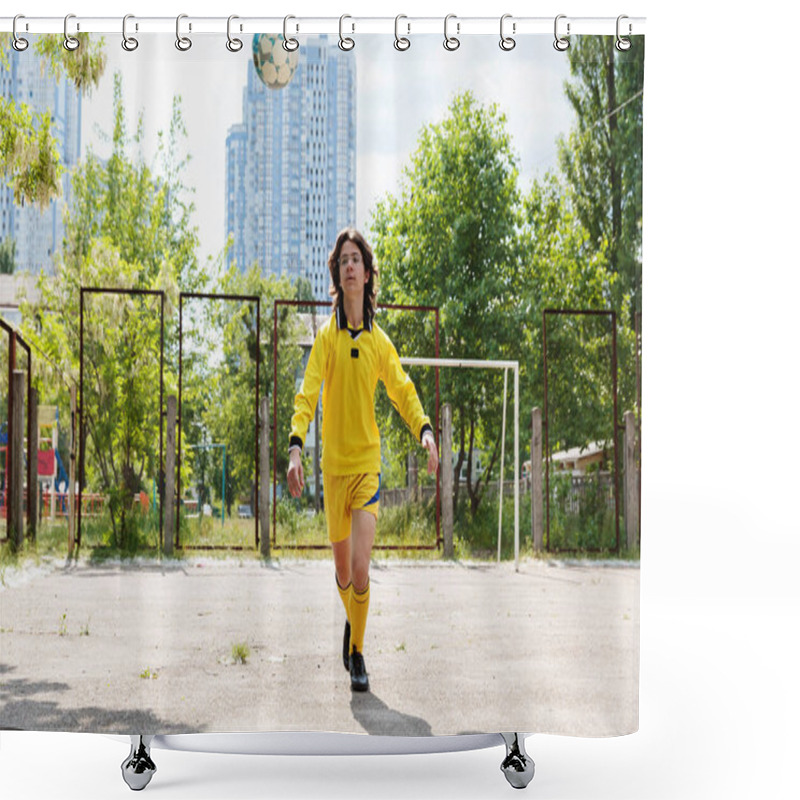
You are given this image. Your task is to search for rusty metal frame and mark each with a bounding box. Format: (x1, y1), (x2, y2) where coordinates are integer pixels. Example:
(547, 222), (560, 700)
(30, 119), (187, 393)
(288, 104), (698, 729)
(542, 308), (620, 553)
(78, 288), (164, 548)
(176, 292), (261, 550)
(272, 299), (441, 551)
(0, 317), (34, 540)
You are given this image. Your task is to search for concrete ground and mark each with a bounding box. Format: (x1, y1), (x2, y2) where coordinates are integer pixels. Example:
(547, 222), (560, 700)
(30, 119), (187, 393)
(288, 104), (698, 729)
(0, 557), (639, 737)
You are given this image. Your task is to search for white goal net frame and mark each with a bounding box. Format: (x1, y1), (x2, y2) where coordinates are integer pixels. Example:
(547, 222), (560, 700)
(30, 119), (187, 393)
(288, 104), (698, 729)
(399, 357), (521, 570)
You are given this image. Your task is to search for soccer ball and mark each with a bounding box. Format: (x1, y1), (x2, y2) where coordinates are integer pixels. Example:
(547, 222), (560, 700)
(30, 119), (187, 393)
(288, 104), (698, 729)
(252, 33), (299, 91)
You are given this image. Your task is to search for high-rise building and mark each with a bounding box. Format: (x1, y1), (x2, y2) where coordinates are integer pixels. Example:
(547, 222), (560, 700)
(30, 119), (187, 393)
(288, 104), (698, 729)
(225, 36), (356, 300)
(0, 44), (81, 275)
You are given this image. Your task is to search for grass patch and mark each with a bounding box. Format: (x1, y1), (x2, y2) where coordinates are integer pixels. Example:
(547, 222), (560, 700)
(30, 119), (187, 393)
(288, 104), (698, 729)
(1, 492), (639, 566)
(178, 515), (258, 550)
(231, 642), (251, 664)
(0, 519), (71, 569)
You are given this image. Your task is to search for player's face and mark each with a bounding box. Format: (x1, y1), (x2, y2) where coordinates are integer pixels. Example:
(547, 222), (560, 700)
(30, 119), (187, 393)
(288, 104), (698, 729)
(338, 240), (369, 297)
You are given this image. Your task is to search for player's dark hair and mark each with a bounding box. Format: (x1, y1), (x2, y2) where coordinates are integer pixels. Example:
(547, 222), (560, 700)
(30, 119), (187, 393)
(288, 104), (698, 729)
(328, 228), (378, 323)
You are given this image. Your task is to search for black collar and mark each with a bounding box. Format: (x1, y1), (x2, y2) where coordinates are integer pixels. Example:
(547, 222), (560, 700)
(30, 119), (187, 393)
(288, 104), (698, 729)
(335, 302), (373, 333)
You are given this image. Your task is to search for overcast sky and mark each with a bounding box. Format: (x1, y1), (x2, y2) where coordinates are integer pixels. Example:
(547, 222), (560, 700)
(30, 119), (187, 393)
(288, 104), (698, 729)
(79, 33), (573, 269)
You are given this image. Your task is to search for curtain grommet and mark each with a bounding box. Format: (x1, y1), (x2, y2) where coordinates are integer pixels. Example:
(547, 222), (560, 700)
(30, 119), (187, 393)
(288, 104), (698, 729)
(500, 14), (516, 51)
(63, 13), (80, 51)
(226, 15), (243, 52)
(554, 14), (570, 51)
(283, 16), (300, 52)
(338, 14), (355, 51)
(122, 14), (139, 52)
(175, 14), (192, 51)
(615, 15), (632, 51)
(394, 15), (411, 51)
(443, 14), (460, 51)
(12, 14), (29, 51)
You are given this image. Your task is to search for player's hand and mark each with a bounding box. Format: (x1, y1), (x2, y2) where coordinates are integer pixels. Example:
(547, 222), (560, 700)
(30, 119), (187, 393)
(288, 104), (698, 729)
(287, 449), (304, 497)
(422, 431), (439, 475)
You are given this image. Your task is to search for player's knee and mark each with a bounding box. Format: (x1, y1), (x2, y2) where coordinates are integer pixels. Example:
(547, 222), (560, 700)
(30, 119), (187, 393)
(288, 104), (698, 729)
(351, 561), (369, 593)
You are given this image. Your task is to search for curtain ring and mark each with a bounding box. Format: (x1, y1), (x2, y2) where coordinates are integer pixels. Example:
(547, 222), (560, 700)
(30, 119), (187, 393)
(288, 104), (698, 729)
(12, 15), (29, 51)
(553, 14), (570, 51)
(499, 14), (516, 51)
(443, 14), (460, 51)
(394, 15), (410, 51)
(226, 15), (243, 52)
(615, 15), (632, 51)
(63, 13), (80, 51)
(175, 14), (192, 51)
(338, 14), (355, 51)
(122, 14), (139, 52)
(283, 15), (300, 51)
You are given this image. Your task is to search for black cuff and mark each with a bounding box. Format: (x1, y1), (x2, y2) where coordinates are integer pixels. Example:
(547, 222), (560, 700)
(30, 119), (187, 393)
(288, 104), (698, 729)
(419, 423), (433, 443)
(289, 435), (303, 450)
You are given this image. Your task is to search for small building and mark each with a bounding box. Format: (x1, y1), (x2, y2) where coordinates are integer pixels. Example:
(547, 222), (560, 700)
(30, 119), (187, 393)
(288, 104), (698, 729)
(550, 441), (610, 476)
(523, 441), (610, 481)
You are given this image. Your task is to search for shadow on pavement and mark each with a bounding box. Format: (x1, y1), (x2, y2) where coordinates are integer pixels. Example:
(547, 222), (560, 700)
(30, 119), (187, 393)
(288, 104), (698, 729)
(350, 691), (432, 736)
(0, 661), (180, 733)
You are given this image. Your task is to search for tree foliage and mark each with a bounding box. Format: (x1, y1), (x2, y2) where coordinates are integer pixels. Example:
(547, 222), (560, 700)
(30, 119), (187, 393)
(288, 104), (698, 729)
(189, 264), (304, 513)
(519, 172), (628, 452)
(20, 73), (200, 548)
(0, 237), (16, 274)
(371, 92), (522, 514)
(557, 35), (644, 315)
(1, 34), (106, 208)
(371, 91), (638, 519)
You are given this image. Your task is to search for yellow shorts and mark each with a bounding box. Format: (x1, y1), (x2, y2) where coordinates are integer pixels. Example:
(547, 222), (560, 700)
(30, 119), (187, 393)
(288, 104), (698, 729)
(323, 473), (380, 543)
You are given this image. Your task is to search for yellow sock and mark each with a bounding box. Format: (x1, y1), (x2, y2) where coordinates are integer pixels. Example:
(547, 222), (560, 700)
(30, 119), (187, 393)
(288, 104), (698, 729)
(350, 581), (370, 654)
(336, 578), (353, 621)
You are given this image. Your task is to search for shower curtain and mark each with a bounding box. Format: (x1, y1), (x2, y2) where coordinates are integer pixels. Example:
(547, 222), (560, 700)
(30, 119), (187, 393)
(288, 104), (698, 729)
(0, 18), (643, 742)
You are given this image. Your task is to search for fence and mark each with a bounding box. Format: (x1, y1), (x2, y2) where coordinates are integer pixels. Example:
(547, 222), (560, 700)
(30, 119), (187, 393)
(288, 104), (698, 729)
(551, 472), (615, 514)
(380, 479), (527, 509)
(40, 491), (105, 518)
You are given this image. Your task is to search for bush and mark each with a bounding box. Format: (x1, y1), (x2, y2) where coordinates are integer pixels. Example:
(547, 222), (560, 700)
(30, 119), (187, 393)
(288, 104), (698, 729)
(453, 491), (532, 560)
(547, 472), (618, 552)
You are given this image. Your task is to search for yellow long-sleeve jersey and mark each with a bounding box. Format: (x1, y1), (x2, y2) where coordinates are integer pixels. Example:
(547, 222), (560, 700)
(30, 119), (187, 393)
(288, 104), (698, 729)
(289, 307), (431, 476)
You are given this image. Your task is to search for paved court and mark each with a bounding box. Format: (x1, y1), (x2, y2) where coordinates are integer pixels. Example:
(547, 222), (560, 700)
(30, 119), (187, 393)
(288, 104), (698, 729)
(0, 557), (639, 737)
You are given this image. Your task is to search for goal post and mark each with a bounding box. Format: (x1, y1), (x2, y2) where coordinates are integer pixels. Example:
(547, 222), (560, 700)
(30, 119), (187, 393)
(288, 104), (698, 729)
(400, 357), (521, 571)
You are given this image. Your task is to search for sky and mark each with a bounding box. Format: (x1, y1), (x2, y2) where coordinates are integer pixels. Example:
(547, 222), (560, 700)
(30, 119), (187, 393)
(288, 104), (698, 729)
(78, 33), (573, 269)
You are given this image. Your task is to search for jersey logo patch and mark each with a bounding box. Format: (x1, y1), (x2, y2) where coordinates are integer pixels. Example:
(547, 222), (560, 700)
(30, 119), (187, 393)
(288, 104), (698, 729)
(351, 348), (359, 358)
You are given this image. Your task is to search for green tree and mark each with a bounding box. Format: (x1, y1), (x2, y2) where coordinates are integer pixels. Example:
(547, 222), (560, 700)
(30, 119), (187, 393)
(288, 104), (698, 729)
(519, 171), (637, 551)
(557, 35), (644, 316)
(1, 34), (106, 208)
(20, 73), (203, 549)
(371, 91), (522, 516)
(519, 172), (622, 452)
(197, 264), (304, 513)
(0, 237), (16, 274)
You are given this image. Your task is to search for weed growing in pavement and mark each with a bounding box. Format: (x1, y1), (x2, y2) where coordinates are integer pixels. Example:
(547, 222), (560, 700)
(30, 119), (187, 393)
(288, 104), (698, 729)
(231, 642), (251, 664)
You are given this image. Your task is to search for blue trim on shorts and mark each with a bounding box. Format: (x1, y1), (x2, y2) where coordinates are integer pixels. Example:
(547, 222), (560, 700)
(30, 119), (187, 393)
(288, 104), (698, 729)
(363, 473), (381, 506)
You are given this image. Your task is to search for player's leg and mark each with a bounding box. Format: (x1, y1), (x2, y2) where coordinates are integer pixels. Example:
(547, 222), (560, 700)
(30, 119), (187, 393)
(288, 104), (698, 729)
(331, 536), (353, 670)
(332, 537), (352, 590)
(348, 503), (377, 692)
(350, 509), (375, 594)
(326, 473), (353, 669)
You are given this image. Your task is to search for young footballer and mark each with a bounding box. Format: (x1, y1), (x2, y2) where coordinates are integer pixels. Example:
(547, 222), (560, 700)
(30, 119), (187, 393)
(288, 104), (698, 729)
(287, 228), (438, 692)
